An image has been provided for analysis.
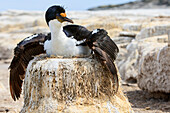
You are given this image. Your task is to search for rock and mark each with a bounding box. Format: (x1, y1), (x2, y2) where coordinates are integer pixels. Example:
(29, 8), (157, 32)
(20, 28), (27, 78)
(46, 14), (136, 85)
(117, 43), (130, 49)
(145, 107), (150, 110)
(157, 35), (168, 43)
(119, 31), (137, 38)
(21, 56), (133, 113)
(137, 46), (170, 93)
(117, 22), (169, 83)
(118, 34), (168, 83)
(136, 25), (170, 40)
(123, 24), (142, 31)
(118, 40), (139, 83)
(112, 36), (134, 44)
(115, 48), (127, 62)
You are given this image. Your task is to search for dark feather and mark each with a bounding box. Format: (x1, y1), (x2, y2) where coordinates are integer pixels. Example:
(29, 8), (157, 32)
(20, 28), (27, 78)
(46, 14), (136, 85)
(63, 25), (91, 41)
(93, 47), (119, 93)
(90, 29), (119, 61)
(63, 25), (119, 94)
(63, 25), (119, 60)
(9, 33), (51, 101)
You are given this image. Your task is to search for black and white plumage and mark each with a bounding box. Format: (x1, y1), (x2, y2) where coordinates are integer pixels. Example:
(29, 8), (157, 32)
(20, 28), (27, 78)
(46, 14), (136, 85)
(9, 5), (119, 101)
(64, 25), (119, 93)
(9, 33), (51, 100)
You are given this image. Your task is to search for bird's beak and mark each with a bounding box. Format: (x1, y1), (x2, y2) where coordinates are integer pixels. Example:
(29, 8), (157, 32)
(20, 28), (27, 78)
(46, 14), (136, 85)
(57, 13), (74, 23)
(63, 17), (74, 23)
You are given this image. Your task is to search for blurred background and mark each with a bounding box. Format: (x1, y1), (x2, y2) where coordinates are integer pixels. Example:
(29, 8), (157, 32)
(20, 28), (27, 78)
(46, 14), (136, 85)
(0, 0), (170, 113)
(0, 0), (137, 11)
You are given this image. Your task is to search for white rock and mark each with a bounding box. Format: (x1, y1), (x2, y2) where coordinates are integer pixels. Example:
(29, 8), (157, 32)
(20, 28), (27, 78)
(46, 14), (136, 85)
(112, 37), (134, 44)
(118, 40), (139, 82)
(21, 56), (133, 113)
(136, 25), (170, 40)
(123, 23), (142, 31)
(119, 31), (137, 38)
(137, 46), (170, 93)
(118, 35), (168, 83)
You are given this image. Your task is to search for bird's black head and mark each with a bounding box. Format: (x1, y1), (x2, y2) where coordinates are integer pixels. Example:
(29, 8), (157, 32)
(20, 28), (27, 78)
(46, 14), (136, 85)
(45, 5), (73, 25)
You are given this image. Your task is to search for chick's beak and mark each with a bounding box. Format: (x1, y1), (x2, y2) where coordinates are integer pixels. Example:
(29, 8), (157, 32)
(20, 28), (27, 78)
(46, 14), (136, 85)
(57, 13), (74, 23)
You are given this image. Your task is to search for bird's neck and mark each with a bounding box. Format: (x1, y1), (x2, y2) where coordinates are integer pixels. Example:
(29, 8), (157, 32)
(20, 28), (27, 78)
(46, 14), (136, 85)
(48, 19), (68, 56)
(49, 20), (63, 42)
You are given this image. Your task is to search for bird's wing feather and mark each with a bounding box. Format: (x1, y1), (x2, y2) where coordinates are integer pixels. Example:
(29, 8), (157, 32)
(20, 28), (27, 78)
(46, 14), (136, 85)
(64, 25), (119, 60)
(63, 25), (91, 41)
(92, 46), (119, 93)
(91, 29), (119, 93)
(9, 33), (50, 101)
(92, 29), (119, 60)
(63, 25), (119, 94)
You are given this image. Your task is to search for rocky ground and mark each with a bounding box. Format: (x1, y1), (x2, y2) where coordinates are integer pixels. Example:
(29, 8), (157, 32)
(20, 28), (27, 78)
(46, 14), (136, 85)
(0, 9), (170, 112)
(0, 61), (169, 113)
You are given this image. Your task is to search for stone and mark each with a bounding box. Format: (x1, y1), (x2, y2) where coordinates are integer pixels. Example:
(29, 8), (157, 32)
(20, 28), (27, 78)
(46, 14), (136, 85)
(118, 40), (139, 83)
(112, 36), (134, 44)
(137, 46), (170, 93)
(123, 23), (142, 31)
(118, 34), (168, 83)
(136, 25), (170, 40)
(157, 35), (168, 43)
(119, 31), (137, 38)
(21, 55), (133, 113)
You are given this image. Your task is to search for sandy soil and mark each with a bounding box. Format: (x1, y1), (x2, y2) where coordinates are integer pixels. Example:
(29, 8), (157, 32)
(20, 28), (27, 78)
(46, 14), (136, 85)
(122, 83), (170, 113)
(0, 60), (169, 113)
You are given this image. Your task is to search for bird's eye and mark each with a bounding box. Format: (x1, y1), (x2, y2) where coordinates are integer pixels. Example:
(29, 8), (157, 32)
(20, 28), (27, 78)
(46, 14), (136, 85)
(60, 13), (66, 17)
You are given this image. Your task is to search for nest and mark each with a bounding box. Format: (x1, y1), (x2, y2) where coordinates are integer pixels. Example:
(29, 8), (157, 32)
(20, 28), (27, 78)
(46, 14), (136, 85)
(21, 55), (133, 113)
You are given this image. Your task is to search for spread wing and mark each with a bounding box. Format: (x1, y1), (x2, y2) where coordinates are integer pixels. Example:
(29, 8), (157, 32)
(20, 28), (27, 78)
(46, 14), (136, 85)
(64, 25), (119, 60)
(64, 25), (119, 93)
(90, 29), (119, 92)
(92, 46), (119, 93)
(91, 29), (119, 61)
(9, 33), (51, 101)
(63, 25), (91, 41)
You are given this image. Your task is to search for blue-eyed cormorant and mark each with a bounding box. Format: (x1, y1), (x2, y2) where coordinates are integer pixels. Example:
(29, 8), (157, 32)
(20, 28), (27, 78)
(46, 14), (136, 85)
(9, 5), (119, 101)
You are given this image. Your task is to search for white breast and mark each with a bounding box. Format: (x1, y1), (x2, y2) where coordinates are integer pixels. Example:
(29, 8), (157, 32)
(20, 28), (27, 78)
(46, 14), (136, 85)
(44, 19), (90, 57)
